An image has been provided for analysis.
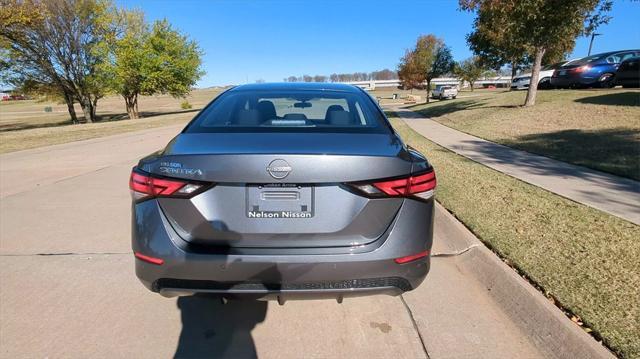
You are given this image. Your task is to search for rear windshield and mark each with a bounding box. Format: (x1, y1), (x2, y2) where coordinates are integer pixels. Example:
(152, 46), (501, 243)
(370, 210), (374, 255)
(184, 89), (391, 134)
(566, 54), (604, 66)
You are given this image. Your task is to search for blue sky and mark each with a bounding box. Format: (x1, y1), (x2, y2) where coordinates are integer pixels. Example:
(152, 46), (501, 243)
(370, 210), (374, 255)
(117, 0), (640, 87)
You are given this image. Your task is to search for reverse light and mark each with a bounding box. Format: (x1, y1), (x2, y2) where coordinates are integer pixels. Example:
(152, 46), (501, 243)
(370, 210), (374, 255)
(129, 168), (209, 202)
(395, 250), (429, 264)
(348, 170), (436, 200)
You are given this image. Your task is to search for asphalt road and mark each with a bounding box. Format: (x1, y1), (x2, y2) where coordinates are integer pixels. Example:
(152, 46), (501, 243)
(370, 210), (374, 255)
(0, 125), (545, 358)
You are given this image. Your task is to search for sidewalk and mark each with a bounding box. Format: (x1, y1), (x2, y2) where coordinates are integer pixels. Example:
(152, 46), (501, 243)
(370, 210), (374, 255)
(394, 108), (640, 225)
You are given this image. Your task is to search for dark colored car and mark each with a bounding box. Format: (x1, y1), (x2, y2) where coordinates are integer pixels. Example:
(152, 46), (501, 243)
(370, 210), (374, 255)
(614, 56), (640, 88)
(130, 83), (436, 302)
(551, 50), (640, 88)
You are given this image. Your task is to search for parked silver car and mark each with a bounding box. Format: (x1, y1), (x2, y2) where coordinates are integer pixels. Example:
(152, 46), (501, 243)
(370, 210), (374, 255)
(510, 76), (532, 90)
(511, 61), (569, 90)
(130, 83), (436, 303)
(431, 85), (458, 100)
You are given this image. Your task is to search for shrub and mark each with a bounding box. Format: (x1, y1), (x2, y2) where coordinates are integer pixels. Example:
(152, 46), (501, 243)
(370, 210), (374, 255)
(180, 100), (192, 110)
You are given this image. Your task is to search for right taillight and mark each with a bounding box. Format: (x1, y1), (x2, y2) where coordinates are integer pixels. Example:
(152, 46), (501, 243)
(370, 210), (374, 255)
(129, 168), (210, 202)
(347, 170), (436, 200)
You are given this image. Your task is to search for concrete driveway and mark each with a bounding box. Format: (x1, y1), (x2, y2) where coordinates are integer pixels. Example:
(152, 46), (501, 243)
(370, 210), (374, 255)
(0, 126), (544, 358)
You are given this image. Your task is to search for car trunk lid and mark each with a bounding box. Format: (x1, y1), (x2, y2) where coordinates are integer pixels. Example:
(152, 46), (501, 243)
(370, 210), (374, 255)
(140, 132), (416, 248)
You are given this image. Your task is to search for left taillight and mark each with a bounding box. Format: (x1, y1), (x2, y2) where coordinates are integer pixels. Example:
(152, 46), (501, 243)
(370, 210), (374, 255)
(129, 168), (210, 202)
(346, 170), (437, 200)
(572, 65), (591, 73)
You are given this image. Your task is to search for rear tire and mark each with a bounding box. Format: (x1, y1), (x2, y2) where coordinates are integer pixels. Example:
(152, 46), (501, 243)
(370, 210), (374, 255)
(598, 73), (615, 88)
(537, 77), (552, 90)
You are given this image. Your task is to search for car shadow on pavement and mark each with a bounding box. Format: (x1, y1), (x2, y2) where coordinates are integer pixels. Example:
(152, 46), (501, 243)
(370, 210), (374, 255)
(174, 294), (268, 359)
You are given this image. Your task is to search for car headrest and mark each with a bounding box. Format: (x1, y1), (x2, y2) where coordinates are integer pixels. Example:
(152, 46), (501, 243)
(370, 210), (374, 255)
(257, 100), (277, 121)
(283, 113), (308, 122)
(234, 109), (261, 126)
(327, 110), (352, 126)
(325, 105), (345, 119)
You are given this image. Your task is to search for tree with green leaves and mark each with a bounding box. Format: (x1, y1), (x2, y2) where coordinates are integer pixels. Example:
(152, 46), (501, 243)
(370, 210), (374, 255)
(106, 18), (203, 119)
(101, 10), (146, 119)
(465, 16), (527, 80)
(461, 0), (612, 106)
(413, 35), (455, 103)
(398, 35), (455, 99)
(1, 0), (117, 123)
(454, 56), (491, 91)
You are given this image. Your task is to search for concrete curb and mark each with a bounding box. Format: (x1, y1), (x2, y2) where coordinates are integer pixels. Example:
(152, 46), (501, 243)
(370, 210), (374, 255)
(434, 202), (615, 359)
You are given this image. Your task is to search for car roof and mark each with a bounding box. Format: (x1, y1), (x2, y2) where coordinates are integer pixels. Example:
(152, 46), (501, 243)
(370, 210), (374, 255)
(587, 50), (640, 57)
(563, 50), (640, 66)
(229, 82), (363, 93)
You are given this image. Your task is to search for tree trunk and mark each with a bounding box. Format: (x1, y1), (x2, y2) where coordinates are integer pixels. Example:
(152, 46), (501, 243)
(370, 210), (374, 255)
(425, 79), (431, 104)
(91, 97), (98, 121)
(524, 48), (546, 107)
(124, 94), (139, 119)
(79, 98), (94, 123)
(510, 63), (518, 91)
(63, 92), (79, 124)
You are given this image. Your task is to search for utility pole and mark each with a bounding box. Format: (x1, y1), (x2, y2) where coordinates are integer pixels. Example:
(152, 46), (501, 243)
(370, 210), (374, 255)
(588, 33), (602, 56)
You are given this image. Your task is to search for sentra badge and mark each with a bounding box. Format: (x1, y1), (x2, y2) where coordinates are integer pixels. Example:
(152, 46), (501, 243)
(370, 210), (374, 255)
(159, 162), (203, 176)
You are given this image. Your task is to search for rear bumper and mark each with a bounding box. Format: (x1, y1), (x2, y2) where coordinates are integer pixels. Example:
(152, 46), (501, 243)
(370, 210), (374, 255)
(510, 83), (529, 90)
(151, 278), (408, 300)
(550, 75), (599, 87)
(431, 93), (456, 99)
(132, 198), (434, 299)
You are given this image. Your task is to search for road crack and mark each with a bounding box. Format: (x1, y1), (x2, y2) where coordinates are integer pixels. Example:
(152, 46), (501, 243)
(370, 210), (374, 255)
(0, 251), (131, 257)
(431, 244), (481, 258)
(400, 295), (431, 359)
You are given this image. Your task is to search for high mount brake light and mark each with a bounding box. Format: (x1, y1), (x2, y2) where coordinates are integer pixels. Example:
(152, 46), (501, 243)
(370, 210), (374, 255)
(348, 170), (436, 200)
(129, 168), (209, 201)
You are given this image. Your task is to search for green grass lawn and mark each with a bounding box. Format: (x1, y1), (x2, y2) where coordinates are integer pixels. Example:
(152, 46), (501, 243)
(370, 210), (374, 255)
(0, 88), (222, 153)
(409, 89), (640, 180)
(389, 117), (640, 358)
(0, 110), (196, 153)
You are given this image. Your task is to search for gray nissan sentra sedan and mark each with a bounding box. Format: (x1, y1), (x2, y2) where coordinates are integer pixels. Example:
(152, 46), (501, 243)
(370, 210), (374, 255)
(130, 83), (436, 303)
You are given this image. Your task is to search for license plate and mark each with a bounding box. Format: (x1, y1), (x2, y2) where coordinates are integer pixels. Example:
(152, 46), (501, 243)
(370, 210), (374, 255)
(559, 70), (566, 76)
(246, 184), (314, 218)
